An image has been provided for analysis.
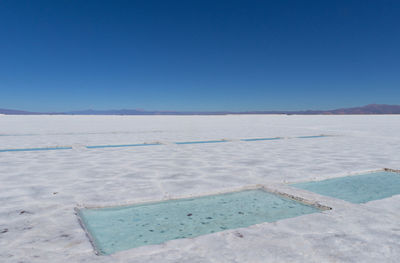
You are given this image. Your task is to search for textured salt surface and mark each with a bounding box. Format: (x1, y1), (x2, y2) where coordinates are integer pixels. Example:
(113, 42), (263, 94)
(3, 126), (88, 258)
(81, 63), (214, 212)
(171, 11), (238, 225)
(78, 189), (320, 254)
(1, 115), (400, 262)
(292, 171), (400, 203)
(296, 135), (327, 139)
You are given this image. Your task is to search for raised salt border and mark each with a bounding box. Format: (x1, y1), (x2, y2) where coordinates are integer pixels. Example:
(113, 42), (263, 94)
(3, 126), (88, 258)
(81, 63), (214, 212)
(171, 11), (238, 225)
(1, 115), (400, 262)
(292, 170), (400, 203)
(77, 188), (323, 255)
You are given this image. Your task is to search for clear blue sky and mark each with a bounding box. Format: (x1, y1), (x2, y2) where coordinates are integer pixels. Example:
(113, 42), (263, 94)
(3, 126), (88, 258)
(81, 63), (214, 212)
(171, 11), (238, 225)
(1, 0), (399, 112)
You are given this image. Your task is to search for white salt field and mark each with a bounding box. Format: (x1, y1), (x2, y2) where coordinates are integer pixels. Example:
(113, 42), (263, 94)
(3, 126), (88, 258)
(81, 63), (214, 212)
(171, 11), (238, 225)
(1, 115), (400, 262)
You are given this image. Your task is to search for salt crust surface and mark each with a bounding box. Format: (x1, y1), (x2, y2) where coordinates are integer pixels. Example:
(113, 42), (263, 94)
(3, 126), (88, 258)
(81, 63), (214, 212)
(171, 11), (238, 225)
(0, 115), (400, 262)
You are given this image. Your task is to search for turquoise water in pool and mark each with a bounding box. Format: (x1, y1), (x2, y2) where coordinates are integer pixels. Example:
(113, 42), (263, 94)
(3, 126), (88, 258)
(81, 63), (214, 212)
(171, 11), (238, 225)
(78, 189), (320, 255)
(292, 171), (400, 203)
(241, 137), (282, 142)
(175, 140), (227, 144)
(86, 143), (161, 149)
(0, 146), (72, 153)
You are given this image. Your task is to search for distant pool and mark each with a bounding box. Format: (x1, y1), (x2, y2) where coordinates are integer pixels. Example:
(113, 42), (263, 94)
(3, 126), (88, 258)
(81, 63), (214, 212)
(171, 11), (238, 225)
(78, 189), (321, 255)
(175, 140), (228, 145)
(86, 143), (162, 149)
(240, 137), (282, 142)
(292, 171), (400, 203)
(0, 146), (72, 153)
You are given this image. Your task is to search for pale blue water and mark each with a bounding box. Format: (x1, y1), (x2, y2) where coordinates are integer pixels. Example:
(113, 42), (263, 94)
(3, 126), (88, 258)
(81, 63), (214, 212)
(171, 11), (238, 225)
(0, 146), (72, 153)
(175, 140), (227, 144)
(241, 137), (282, 142)
(86, 143), (161, 149)
(292, 171), (400, 203)
(78, 189), (320, 255)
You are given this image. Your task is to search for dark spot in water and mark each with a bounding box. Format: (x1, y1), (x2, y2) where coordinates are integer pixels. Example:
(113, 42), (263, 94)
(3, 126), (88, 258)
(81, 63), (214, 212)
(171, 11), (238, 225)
(206, 217), (212, 219)
(187, 213), (192, 216)
(1, 228), (8, 234)
(180, 223), (185, 226)
(60, 234), (69, 238)
(238, 211), (244, 215)
(164, 217), (168, 220)
(160, 230), (165, 233)
(139, 235), (143, 237)
(149, 229), (154, 232)
(53, 192), (58, 195)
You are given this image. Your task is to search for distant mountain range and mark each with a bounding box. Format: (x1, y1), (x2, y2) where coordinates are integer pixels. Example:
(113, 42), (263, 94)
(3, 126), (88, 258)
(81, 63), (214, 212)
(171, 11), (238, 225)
(1, 104), (400, 115)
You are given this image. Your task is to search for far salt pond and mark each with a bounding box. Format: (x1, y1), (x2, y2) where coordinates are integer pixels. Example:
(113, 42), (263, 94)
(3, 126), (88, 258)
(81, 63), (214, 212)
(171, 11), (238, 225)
(86, 143), (162, 149)
(292, 170), (400, 203)
(0, 146), (72, 152)
(240, 137), (282, 141)
(175, 139), (228, 145)
(77, 189), (321, 255)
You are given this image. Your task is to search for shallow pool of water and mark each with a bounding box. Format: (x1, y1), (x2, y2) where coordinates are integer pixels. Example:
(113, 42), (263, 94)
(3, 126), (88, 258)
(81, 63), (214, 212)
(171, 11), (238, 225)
(175, 140), (227, 145)
(78, 189), (320, 254)
(292, 171), (400, 203)
(240, 137), (282, 142)
(86, 143), (161, 149)
(0, 146), (72, 152)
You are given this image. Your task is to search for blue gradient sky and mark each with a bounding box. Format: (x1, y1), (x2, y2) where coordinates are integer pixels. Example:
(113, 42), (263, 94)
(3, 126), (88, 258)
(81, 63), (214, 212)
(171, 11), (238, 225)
(1, 0), (399, 112)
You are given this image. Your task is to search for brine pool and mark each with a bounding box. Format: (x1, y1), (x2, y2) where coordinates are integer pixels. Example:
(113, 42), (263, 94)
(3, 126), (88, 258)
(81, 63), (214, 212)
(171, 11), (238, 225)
(292, 171), (400, 203)
(78, 189), (321, 255)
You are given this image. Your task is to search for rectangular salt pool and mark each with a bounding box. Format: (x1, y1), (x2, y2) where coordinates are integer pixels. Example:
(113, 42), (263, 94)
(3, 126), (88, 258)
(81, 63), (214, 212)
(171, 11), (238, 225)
(86, 143), (161, 149)
(175, 140), (227, 145)
(241, 137), (281, 142)
(77, 189), (321, 255)
(292, 171), (400, 203)
(0, 146), (72, 153)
